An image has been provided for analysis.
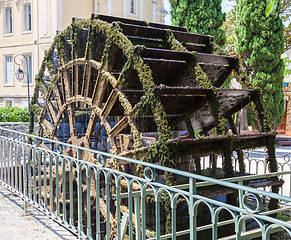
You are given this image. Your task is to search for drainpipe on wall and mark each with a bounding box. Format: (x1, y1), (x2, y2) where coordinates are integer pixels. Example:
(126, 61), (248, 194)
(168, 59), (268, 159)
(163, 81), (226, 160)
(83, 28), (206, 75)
(152, 0), (156, 22)
(108, 0), (112, 15)
(93, 0), (95, 13)
(123, 0), (126, 18)
(140, 0), (143, 20)
(33, 0), (40, 86)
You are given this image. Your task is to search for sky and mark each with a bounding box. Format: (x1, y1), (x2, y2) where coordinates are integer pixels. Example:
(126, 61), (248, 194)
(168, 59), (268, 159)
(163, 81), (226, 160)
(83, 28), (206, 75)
(163, 0), (235, 25)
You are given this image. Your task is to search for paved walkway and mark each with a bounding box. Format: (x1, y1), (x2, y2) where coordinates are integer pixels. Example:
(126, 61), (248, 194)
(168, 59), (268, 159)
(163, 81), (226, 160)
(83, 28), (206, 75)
(0, 185), (77, 240)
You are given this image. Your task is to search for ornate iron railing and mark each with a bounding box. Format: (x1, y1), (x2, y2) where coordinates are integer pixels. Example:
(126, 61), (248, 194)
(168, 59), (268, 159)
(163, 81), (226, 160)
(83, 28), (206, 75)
(242, 150), (291, 197)
(1, 126), (291, 240)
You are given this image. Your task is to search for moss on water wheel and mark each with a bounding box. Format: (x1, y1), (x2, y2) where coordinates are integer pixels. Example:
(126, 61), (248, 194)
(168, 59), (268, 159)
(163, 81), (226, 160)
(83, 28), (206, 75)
(31, 18), (174, 167)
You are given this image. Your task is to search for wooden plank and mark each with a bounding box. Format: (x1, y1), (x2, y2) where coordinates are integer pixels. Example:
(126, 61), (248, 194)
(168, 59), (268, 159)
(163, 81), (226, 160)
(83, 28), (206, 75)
(85, 110), (99, 141)
(165, 133), (275, 156)
(40, 119), (54, 137)
(126, 36), (163, 46)
(92, 71), (107, 107)
(45, 100), (58, 124)
(196, 52), (237, 66)
(109, 117), (129, 138)
(136, 46), (192, 61)
(53, 87), (63, 111)
(81, 64), (92, 98)
(62, 70), (77, 137)
(120, 22), (210, 45)
(120, 23), (167, 40)
(101, 89), (118, 118)
(97, 14), (187, 32)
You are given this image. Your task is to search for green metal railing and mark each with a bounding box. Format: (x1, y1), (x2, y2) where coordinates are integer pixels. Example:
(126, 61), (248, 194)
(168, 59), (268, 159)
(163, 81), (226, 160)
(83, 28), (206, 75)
(1, 126), (291, 240)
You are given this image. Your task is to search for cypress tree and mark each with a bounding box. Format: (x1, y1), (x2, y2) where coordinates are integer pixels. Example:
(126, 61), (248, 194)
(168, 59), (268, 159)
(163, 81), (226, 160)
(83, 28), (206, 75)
(169, 0), (226, 46)
(235, 0), (285, 129)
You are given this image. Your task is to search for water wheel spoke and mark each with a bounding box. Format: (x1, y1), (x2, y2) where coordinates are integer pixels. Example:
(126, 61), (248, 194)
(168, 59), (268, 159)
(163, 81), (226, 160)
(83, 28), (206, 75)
(52, 87), (63, 113)
(92, 71), (107, 107)
(60, 74), (66, 104)
(116, 60), (132, 85)
(109, 117), (129, 138)
(39, 142), (50, 151)
(81, 63), (92, 98)
(40, 119), (54, 137)
(46, 59), (56, 76)
(52, 84), (62, 105)
(92, 123), (102, 150)
(38, 83), (49, 100)
(45, 100), (58, 124)
(85, 109), (99, 142)
(73, 64), (79, 97)
(63, 70), (77, 137)
(101, 89), (118, 118)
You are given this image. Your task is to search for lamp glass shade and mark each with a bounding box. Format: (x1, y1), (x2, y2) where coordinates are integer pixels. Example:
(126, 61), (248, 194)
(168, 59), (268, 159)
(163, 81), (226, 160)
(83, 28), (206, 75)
(15, 68), (24, 81)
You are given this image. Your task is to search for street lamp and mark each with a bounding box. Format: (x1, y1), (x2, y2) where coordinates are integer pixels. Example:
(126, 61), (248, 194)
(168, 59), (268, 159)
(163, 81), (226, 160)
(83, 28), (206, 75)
(14, 54), (30, 110)
(15, 68), (25, 81)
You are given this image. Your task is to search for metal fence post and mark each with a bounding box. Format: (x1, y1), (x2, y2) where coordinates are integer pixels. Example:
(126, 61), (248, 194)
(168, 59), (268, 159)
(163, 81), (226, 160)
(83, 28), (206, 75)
(189, 177), (197, 240)
(77, 149), (83, 239)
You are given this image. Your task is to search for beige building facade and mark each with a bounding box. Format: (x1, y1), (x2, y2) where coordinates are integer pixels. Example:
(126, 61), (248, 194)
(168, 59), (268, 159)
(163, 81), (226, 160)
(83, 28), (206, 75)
(0, 0), (165, 108)
(277, 49), (291, 135)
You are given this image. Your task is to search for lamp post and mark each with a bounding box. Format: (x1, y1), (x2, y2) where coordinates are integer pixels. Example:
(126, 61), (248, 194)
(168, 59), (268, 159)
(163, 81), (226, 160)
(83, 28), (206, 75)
(14, 54), (30, 111)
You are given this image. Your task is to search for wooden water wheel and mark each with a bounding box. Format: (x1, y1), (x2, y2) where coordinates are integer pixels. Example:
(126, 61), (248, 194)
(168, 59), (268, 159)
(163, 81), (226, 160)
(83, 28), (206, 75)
(31, 14), (277, 174)
(30, 14), (279, 239)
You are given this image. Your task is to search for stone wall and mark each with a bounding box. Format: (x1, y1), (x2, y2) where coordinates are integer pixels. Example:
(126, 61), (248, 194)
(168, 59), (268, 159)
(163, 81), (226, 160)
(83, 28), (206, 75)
(0, 123), (39, 140)
(0, 122), (30, 133)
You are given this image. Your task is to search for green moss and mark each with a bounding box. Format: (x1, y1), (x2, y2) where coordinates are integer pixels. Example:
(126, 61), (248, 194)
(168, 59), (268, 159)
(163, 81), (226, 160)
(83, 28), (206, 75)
(211, 41), (229, 56)
(194, 63), (212, 88)
(30, 104), (42, 116)
(165, 30), (187, 51)
(32, 18), (174, 169)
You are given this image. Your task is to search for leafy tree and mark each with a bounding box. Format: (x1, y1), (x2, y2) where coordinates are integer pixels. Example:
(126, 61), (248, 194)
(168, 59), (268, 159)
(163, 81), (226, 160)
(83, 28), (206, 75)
(281, 0), (291, 51)
(267, 0), (291, 51)
(284, 57), (291, 77)
(224, 0), (291, 52)
(169, 0), (226, 46)
(265, 0), (279, 16)
(221, 7), (236, 53)
(235, 0), (285, 128)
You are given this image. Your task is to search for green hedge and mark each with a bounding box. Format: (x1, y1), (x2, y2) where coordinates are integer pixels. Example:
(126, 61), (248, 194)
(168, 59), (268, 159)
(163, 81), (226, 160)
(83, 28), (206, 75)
(0, 107), (29, 122)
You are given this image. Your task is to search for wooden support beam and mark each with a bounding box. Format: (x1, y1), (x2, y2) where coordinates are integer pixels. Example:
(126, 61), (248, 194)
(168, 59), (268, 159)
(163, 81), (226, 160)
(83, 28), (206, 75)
(101, 89), (118, 118)
(92, 71), (107, 107)
(63, 71), (77, 137)
(81, 64), (92, 98)
(227, 116), (245, 174)
(85, 110), (99, 142)
(109, 117), (129, 138)
(45, 101), (58, 124)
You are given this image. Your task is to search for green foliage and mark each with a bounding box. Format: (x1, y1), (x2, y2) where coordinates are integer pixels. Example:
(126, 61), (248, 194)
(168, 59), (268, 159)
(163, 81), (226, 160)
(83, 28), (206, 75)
(0, 107), (29, 122)
(169, 0), (226, 46)
(221, 7), (237, 53)
(222, 72), (233, 88)
(283, 57), (291, 77)
(272, 212), (291, 239)
(223, 0), (290, 53)
(266, 0), (279, 16)
(235, 0), (285, 129)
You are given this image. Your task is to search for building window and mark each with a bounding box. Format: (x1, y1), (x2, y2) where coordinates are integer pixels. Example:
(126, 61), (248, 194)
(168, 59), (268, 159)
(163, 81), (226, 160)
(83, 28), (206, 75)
(130, 0), (136, 14)
(96, 2), (100, 12)
(24, 55), (33, 84)
(5, 7), (13, 34)
(24, 3), (32, 32)
(5, 56), (14, 85)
